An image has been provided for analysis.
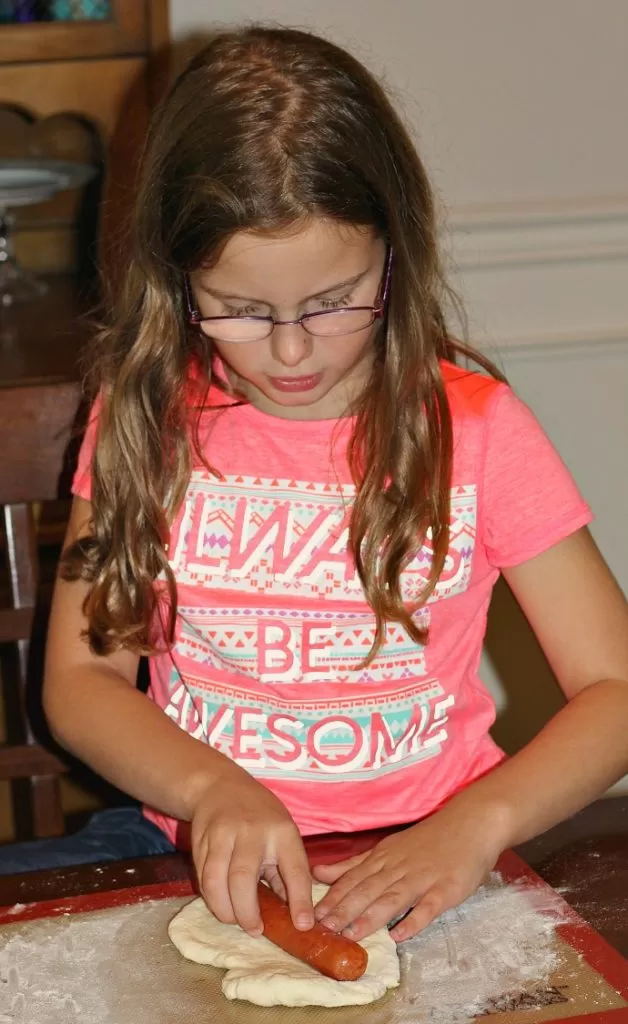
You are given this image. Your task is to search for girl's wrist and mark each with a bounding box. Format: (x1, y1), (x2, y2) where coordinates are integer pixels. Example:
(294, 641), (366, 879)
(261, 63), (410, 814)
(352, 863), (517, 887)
(180, 754), (241, 820)
(446, 784), (519, 856)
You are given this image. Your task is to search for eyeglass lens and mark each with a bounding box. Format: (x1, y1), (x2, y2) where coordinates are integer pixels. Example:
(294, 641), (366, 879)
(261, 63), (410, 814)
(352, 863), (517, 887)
(198, 307), (376, 343)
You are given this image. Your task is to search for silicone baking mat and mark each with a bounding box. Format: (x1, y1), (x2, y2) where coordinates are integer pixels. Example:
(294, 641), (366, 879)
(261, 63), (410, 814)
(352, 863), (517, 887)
(0, 851), (626, 1024)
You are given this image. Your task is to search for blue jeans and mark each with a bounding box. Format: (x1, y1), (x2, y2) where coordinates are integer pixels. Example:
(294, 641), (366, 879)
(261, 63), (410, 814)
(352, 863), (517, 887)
(0, 806), (176, 875)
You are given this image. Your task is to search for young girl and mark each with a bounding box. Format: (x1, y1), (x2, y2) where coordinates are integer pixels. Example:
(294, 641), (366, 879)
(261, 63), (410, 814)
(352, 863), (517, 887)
(37, 26), (628, 944)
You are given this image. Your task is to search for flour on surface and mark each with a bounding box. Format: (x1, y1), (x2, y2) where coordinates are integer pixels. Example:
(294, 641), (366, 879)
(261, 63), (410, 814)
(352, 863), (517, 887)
(0, 901), (168, 1024)
(394, 872), (571, 1024)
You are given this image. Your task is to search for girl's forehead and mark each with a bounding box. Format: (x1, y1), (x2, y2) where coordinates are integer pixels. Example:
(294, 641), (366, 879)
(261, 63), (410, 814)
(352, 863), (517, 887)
(197, 220), (382, 298)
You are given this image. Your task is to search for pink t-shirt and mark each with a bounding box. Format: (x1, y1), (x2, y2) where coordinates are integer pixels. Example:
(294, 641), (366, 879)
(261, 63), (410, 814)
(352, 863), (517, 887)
(73, 362), (592, 845)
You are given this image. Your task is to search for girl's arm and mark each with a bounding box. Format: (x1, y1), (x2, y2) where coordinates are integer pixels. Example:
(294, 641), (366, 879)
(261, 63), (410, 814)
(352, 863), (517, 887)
(44, 496), (315, 935)
(313, 527), (628, 941)
(45, 497), (227, 819)
(454, 525), (628, 843)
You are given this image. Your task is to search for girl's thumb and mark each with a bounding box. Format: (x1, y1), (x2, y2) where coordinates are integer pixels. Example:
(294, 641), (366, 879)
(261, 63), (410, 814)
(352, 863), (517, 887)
(311, 852), (368, 882)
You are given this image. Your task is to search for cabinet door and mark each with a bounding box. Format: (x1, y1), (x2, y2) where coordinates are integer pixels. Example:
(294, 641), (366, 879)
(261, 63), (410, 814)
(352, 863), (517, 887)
(0, 1), (154, 63)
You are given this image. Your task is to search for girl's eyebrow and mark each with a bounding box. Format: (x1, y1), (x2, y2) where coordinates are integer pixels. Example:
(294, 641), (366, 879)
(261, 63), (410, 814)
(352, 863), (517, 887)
(199, 267), (369, 304)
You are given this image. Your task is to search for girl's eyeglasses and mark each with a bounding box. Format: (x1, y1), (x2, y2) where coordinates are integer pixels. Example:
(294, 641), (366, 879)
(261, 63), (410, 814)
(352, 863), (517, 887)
(185, 247), (393, 344)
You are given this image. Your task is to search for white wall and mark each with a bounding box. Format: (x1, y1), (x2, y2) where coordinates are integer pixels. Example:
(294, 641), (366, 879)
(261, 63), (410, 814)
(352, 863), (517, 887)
(170, 1), (628, 205)
(169, 2), (628, 785)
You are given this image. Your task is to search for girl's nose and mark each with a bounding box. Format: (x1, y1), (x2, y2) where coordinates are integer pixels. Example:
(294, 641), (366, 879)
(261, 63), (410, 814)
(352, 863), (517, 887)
(270, 322), (313, 367)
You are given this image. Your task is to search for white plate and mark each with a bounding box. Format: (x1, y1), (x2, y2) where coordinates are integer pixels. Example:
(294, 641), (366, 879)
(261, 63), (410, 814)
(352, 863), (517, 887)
(0, 159), (97, 206)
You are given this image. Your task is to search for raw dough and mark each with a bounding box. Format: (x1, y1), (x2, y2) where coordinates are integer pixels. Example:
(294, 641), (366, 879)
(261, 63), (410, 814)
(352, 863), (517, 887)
(168, 882), (400, 1007)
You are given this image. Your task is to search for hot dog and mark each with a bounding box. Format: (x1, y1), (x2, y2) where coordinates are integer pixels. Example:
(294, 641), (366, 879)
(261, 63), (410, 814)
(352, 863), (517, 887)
(256, 881), (368, 981)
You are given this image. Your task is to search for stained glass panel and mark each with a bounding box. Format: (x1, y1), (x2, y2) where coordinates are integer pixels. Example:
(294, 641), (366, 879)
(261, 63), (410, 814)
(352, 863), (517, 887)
(0, 0), (111, 22)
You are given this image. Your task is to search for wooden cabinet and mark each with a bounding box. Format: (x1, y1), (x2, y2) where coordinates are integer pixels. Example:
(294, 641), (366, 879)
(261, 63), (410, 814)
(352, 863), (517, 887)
(0, 0), (169, 277)
(0, 2), (167, 63)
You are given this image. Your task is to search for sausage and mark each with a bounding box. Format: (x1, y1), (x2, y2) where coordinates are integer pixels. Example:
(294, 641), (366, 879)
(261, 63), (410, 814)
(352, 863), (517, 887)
(256, 881), (368, 981)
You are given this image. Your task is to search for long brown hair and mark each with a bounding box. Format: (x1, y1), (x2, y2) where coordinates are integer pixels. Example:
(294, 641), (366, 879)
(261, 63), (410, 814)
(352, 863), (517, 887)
(64, 25), (502, 659)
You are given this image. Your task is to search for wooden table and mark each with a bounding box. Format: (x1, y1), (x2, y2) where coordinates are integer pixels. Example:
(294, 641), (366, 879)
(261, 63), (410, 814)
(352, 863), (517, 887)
(516, 795), (628, 958)
(0, 797), (626, 956)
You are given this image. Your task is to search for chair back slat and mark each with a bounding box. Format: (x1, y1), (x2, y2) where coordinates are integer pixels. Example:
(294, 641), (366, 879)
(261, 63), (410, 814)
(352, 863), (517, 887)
(0, 745), (67, 780)
(0, 380), (82, 840)
(0, 382), (82, 504)
(4, 503), (38, 610)
(0, 607), (34, 644)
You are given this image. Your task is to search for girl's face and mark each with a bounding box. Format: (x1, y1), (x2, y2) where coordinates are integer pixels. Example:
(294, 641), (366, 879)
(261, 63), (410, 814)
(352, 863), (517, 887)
(190, 219), (386, 420)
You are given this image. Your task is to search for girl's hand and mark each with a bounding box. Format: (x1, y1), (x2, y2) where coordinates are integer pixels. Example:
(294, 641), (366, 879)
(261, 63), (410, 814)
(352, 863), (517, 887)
(311, 797), (510, 942)
(190, 768), (314, 937)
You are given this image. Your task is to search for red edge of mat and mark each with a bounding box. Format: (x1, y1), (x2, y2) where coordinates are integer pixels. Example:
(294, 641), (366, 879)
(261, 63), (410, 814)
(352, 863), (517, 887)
(560, 1014), (628, 1023)
(0, 878), (195, 926)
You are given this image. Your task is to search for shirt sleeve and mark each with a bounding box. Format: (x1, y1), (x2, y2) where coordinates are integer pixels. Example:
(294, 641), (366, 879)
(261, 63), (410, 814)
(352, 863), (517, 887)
(480, 385), (593, 568)
(72, 393), (102, 502)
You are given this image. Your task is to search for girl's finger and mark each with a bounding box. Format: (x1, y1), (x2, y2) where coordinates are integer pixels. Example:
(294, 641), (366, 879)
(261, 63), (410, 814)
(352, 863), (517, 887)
(201, 831), (236, 925)
(278, 838), (316, 931)
(313, 854), (378, 921)
(228, 842), (265, 936)
(389, 885), (450, 942)
(263, 864), (287, 902)
(190, 828), (209, 888)
(315, 868), (398, 934)
(338, 886), (412, 942)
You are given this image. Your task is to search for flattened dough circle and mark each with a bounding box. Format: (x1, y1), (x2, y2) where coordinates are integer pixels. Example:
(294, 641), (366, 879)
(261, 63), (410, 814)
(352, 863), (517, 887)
(168, 882), (400, 1007)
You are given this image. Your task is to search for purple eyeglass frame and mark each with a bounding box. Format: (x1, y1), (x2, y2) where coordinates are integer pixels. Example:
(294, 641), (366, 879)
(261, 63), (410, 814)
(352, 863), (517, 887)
(184, 245), (393, 339)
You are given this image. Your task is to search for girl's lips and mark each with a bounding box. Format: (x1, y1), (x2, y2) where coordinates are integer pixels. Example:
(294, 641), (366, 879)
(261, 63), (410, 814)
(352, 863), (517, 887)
(268, 372), (323, 393)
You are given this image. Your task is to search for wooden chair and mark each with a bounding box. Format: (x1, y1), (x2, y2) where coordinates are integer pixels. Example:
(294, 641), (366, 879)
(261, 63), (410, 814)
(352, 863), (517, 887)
(0, 381), (82, 840)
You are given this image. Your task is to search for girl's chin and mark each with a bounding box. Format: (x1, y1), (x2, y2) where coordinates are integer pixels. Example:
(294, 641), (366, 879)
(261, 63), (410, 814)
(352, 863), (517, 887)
(265, 388), (326, 405)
